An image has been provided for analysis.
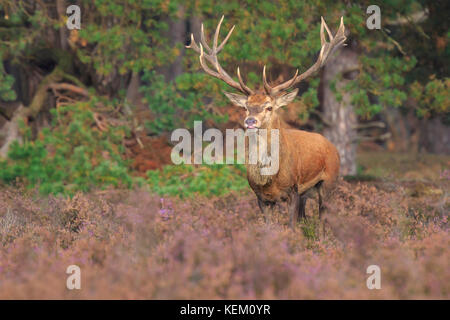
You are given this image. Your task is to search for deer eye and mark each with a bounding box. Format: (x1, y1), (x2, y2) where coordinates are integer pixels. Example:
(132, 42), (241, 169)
(266, 106), (273, 112)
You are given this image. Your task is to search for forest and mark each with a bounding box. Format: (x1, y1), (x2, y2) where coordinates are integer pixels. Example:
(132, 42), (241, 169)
(0, 0), (448, 299)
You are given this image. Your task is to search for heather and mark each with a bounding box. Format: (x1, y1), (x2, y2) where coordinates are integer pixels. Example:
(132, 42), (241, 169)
(0, 0), (449, 300)
(0, 153), (448, 299)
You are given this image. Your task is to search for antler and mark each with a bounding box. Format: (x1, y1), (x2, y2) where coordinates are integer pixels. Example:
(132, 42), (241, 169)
(263, 17), (346, 96)
(186, 15), (254, 95)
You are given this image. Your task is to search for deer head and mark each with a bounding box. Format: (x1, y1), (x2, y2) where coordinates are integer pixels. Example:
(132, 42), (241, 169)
(186, 15), (346, 130)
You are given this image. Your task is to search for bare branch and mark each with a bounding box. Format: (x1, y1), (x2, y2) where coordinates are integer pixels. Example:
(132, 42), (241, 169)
(49, 83), (89, 97)
(356, 132), (391, 142)
(353, 121), (386, 130)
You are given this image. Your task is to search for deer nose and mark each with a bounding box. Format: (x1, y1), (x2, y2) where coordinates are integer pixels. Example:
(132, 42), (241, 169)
(245, 118), (257, 126)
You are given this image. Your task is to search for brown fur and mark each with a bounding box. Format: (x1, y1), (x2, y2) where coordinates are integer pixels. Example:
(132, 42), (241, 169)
(188, 16), (345, 228)
(243, 94), (340, 228)
(247, 94), (271, 105)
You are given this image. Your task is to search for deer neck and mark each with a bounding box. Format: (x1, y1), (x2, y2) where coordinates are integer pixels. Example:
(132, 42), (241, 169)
(246, 114), (285, 186)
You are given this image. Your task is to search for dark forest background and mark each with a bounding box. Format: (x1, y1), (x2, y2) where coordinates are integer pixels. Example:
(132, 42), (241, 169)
(0, 0), (448, 195)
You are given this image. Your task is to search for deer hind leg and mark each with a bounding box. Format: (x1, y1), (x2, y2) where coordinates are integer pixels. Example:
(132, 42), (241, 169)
(298, 194), (307, 221)
(316, 180), (335, 236)
(317, 183), (324, 219)
(316, 174), (339, 219)
(288, 190), (300, 229)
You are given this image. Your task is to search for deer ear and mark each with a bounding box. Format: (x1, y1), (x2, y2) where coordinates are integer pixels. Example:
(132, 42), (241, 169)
(223, 91), (247, 108)
(275, 88), (299, 109)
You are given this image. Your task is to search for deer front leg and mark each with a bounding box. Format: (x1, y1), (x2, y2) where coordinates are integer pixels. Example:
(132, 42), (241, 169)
(257, 197), (275, 222)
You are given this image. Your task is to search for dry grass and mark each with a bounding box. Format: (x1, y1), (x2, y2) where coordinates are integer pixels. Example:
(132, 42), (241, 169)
(0, 152), (448, 299)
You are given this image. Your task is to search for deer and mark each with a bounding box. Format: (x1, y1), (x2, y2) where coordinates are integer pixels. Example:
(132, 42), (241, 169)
(186, 16), (345, 228)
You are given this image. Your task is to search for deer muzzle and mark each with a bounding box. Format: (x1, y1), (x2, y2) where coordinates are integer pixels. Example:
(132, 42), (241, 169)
(245, 117), (258, 129)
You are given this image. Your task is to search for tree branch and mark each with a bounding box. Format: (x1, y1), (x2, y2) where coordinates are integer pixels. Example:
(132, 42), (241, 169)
(355, 132), (391, 142)
(0, 105), (24, 158)
(49, 83), (89, 97)
(0, 108), (11, 121)
(27, 67), (64, 118)
(353, 121), (386, 130)
(310, 110), (332, 127)
(381, 29), (407, 56)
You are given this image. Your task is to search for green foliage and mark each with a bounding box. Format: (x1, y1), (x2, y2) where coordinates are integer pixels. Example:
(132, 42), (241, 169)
(178, 0), (445, 121)
(181, 0), (327, 113)
(1, 0), (447, 120)
(300, 215), (320, 242)
(0, 63), (16, 101)
(147, 164), (249, 198)
(75, 0), (181, 76)
(0, 101), (134, 195)
(140, 71), (227, 134)
(351, 55), (417, 118)
(0, 0), (448, 196)
(411, 77), (450, 119)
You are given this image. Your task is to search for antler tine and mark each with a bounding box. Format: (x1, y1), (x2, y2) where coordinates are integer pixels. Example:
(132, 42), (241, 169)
(213, 15), (225, 52)
(217, 24), (235, 53)
(266, 17), (346, 96)
(237, 67), (254, 95)
(337, 16), (345, 41)
(321, 16), (333, 42)
(263, 65), (299, 96)
(200, 23), (212, 52)
(187, 16), (254, 95)
(320, 17), (326, 46)
(262, 65), (272, 95)
(185, 33), (200, 52)
(285, 68), (299, 89)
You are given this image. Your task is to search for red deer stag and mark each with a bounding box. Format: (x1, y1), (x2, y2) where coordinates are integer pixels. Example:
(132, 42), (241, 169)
(186, 16), (345, 227)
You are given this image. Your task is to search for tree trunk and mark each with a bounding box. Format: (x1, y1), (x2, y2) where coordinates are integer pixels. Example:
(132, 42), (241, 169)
(384, 107), (410, 152)
(0, 104), (24, 158)
(419, 117), (450, 154)
(0, 67), (64, 157)
(156, 6), (186, 82)
(56, 0), (68, 51)
(321, 48), (359, 176)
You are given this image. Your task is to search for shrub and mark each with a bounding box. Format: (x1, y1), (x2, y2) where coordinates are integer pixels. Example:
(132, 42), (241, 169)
(0, 101), (134, 195)
(0, 178), (448, 299)
(147, 163), (249, 198)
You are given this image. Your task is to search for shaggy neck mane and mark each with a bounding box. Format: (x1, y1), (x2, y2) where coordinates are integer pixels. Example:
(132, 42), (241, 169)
(246, 113), (286, 186)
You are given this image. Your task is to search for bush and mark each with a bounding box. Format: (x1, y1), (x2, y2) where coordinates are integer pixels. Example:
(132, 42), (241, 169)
(140, 71), (228, 135)
(0, 178), (448, 299)
(147, 163), (249, 198)
(0, 101), (134, 195)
